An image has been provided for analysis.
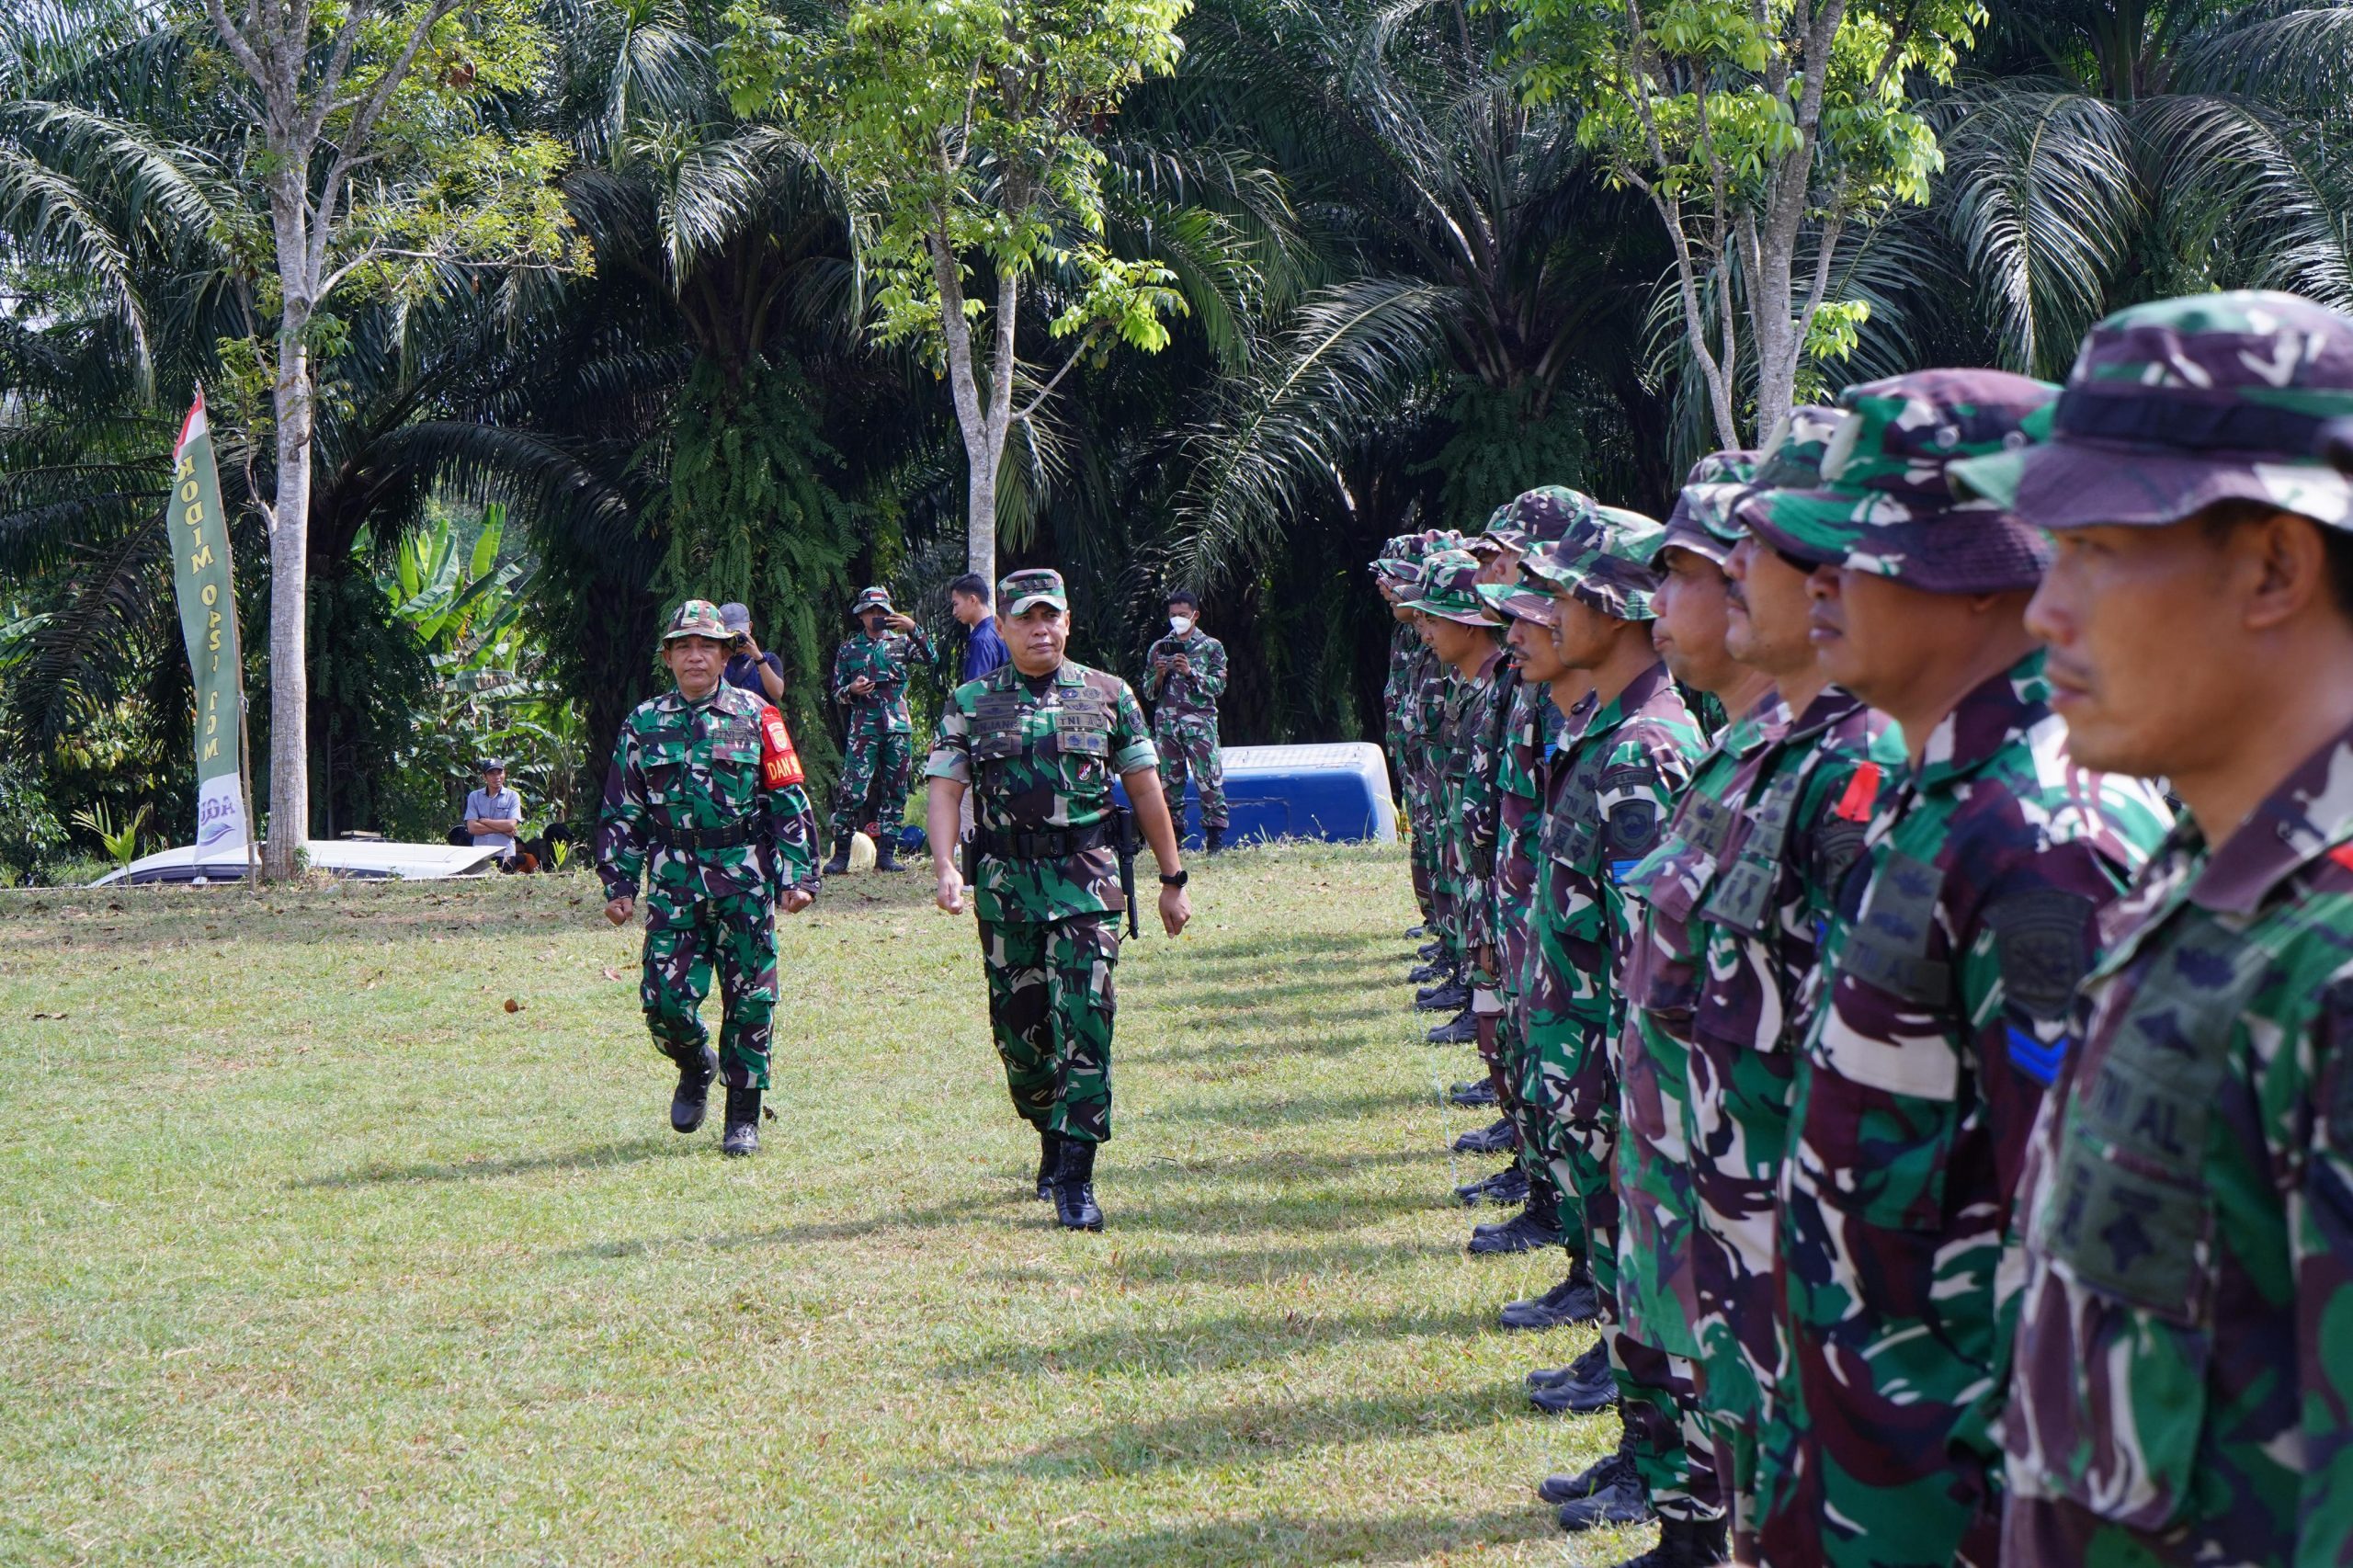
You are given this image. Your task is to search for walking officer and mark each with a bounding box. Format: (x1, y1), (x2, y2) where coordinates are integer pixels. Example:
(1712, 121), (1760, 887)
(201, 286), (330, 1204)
(924, 569), (1192, 1232)
(1141, 588), (1231, 852)
(595, 598), (823, 1156)
(826, 585), (934, 873)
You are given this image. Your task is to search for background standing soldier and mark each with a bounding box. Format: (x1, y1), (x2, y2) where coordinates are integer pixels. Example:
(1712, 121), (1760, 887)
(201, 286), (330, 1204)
(1140, 588), (1231, 853)
(595, 598), (822, 1157)
(1960, 290), (2353, 1568)
(924, 570), (1192, 1232)
(826, 586), (934, 874)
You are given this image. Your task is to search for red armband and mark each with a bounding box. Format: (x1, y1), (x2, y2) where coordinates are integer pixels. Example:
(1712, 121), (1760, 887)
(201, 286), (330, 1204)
(760, 705), (804, 789)
(1834, 761), (1881, 823)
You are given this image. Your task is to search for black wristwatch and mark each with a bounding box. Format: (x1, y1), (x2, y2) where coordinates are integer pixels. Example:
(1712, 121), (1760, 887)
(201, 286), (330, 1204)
(1159, 869), (1188, 888)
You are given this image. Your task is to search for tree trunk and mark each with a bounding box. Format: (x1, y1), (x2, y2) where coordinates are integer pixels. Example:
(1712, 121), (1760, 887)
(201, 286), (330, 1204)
(264, 199), (314, 878)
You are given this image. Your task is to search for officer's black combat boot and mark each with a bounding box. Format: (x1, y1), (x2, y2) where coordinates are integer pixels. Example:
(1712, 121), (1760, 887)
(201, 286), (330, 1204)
(722, 1086), (761, 1156)
(1613, 1515), (1728, 1568)
(1498, 1254), (1601, 1331)
(1405, 923), (1427, 940)
(1424, 1007), (1478, 1045)
(1468, 1179), (1563, 1254)
(1415, 976), (1470, 1011)
(669, 1044), (719, 1133)
(1205, 826), (1225, 854)
(874, 836), (902, 872)
(1035, 1129), (1063, 1201)
(1530, 1339), (1619, 1417)
(1449, 1078), (1498, 1108)
(823, 842), (851, 877)
(1539, 1424), (1637, 1504)
(1452, 1117), (1517, 1154)
(1053, 1139), (1104, 1232)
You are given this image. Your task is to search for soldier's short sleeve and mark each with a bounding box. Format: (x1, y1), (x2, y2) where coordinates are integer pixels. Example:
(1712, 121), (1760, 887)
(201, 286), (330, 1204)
(1596, 744), (1681, 885)
(925, 687), (973, 785)
(1108, 679), (1158, 775)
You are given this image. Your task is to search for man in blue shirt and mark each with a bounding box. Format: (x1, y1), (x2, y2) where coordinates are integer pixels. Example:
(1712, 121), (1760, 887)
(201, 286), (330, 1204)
(949, 574), (1009, 683)
(461, 759), (523, 861)
(717, 602), (788, 704)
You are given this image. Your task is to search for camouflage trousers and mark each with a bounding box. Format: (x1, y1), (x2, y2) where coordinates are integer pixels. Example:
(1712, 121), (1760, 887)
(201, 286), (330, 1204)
(1605, 1324), (1723, 1524)
(639, 892), (777, 1090)
(978, 912), (1120, 1144)
(1685, 1028), (1798, 1556)
(1154, 709), (1228, 832)
(830, 710), (914, 843)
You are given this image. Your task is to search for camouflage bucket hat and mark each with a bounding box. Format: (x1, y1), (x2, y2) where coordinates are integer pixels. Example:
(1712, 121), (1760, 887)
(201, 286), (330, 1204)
(999, 568), (1068, 615)
(1655, 449), (1759, 567)
(848, 585), (894, 617)
(1949, 290), (2353, 531)
(1729, 406), (1845, 536)
(1402, 548), (1495, 625)
(1473, 579), (1560, 627)
(1521, 505), (1666, 620)
(1745, 369), (2061, 593)
(1484, 485), (1598, 551)
(663, 597), (733, 642)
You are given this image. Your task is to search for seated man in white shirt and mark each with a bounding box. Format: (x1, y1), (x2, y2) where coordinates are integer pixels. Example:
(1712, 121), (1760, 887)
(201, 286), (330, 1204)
(460, 759), (524, 862)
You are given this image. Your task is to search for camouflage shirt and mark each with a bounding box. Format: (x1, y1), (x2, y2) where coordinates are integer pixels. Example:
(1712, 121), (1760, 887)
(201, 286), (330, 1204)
(1139, 627), (1228, 715)
(923, 659), (1157, 924)
(2001, 720), (2353, 1567)
(1614, 690), (1783, 1354)
(1686, 687), (1902, 1402)
(1523, 661), (1707, 1099)
(833, 627), (936, 731)
(1759, 651), (2173, 1566)
(1446, 647), (1512, 949)
(1489, 673), (1557, 973)
(594, 682), (823, 905)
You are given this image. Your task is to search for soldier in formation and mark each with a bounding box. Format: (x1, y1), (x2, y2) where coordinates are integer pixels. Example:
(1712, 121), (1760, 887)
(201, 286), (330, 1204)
(1373, 290), (2353, 1567)
(924, 570), (1192, 1232)
(825, 586), (934, 875)
(1140, 588), (1231, 853)
(595, 599), (823, 1157)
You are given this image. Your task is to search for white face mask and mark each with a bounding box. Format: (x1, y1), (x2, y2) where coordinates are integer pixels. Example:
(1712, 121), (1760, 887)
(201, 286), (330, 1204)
(1169, 615), (1194, 635)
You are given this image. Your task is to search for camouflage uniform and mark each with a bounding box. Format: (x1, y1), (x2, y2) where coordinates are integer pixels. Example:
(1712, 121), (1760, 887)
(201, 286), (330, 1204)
(1654, 412), (1902, 1550)
(1950, 292), (2353, 1568)
(1742, 370), (2176, 1567)
(1517, 512), (1711, 1522)
(596, 600), (823, 1093)
(830, 587), (935, 846)
(924, 571), (1158, 1147)
(1140, 622), (1230, 835)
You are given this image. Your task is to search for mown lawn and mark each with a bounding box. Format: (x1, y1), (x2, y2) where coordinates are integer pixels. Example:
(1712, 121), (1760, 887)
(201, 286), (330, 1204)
(0, 843), (1639, 1566)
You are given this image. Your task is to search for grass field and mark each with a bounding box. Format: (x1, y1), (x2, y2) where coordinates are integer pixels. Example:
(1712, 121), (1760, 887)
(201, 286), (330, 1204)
(0, 843), (1640, 1566)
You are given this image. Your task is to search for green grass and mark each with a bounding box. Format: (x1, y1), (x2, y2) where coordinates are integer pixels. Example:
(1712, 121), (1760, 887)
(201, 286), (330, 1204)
(0, 844), (1635, 1565)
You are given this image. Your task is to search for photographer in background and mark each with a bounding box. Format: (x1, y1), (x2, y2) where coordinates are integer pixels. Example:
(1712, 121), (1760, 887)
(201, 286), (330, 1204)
(718, 602), (788, 704)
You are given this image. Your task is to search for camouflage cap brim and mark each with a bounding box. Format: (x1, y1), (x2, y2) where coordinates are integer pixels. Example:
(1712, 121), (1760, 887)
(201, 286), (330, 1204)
(1951, 439), (2353, 531)
(1475, 580), (1559, 626)
(1005, 587), (1067, 615)
(1402, 592), (1498, 627)
(1747, 486), (2051, 592)
(1650, 513), (1734, 570)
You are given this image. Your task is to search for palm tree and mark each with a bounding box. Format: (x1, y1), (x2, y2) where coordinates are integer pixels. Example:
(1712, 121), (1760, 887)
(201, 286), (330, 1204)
(1931, 0), (2353, 378)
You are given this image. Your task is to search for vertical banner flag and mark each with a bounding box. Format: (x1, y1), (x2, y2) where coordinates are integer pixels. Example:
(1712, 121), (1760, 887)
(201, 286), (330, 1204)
(167, 392), (251, 852)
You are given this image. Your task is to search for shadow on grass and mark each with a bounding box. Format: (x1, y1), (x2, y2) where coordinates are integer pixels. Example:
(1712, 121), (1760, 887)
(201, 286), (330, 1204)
(291, 1134), (700, 1189)
(1148, 1087), (1436, 1126)
(555, 1191), (1012, 1257)
(1105, 1235), (1464, 1286)
(1029, 1506), (1562, 1568)
(1134, 1026), (1399, 1066)
(931, 1301), (1493, 1383)
(944, 1387), (1523, 1481)
(1112, 1144), (1442, 1184)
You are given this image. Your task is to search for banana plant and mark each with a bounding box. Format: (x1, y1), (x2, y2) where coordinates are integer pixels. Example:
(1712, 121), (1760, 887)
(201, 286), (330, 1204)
(70, 801), (151, 868)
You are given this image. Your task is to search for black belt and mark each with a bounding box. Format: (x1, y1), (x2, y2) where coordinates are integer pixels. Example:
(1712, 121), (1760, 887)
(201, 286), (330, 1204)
(653, 816), (756, 850)
(979, 821), (1110, 860)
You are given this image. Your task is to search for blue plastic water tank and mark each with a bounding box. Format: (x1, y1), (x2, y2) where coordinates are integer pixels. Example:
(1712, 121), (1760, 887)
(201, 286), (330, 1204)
(1112, 741), (1398, 850)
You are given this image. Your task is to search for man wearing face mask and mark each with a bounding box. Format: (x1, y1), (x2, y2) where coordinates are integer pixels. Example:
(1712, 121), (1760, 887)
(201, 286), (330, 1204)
(826, 586), (935, 876)
(1141, 590), (1230, 853)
